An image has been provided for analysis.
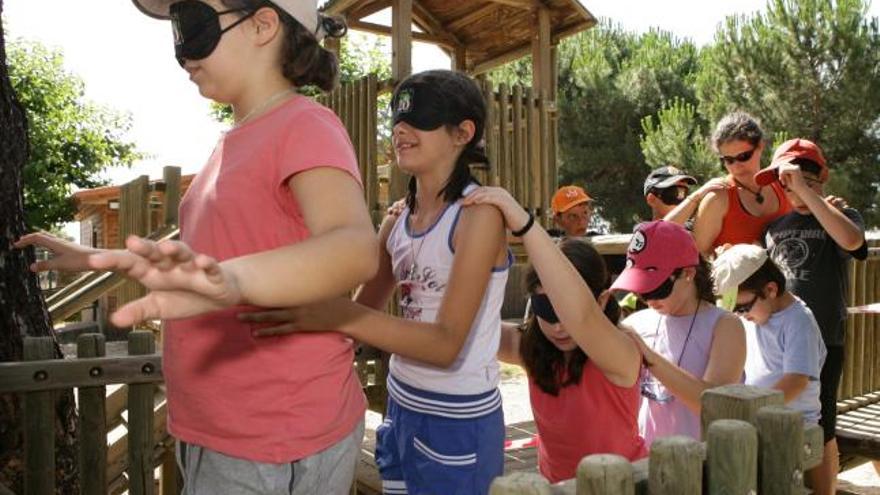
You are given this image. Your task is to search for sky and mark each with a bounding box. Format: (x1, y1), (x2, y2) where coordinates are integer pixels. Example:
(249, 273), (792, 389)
(3, 0), (878, 236)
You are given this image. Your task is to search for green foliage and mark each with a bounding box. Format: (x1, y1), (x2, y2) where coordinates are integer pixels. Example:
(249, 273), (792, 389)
(553, 23), (702, 231)
(8, 40), (140, 230)
(696, 0), (880, 224)
(640, 97), (719, 181)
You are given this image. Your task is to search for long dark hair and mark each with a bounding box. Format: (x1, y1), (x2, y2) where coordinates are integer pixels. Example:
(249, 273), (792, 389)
(398, 70), (487, 213)
(520, 239), (620, 396)
(221, 0), (347, 91)
(693, 256), (717, 304)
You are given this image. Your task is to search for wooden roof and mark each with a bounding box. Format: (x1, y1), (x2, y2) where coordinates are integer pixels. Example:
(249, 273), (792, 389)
(323, 0), (596, 74)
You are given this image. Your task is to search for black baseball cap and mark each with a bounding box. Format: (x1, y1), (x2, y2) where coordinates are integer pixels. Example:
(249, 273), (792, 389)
(643, 166), (697, 196)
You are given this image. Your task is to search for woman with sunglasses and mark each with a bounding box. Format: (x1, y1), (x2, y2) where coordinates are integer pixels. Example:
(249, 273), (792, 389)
(611, 221), (746, 445)
(462, 186), (646, 483)
(664, 112), (791, 256)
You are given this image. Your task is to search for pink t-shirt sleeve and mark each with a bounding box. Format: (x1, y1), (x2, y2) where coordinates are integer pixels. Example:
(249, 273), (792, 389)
(274, 105), (363, 192)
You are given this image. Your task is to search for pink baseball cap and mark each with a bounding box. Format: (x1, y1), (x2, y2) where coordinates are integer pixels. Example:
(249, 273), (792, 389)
(610, 221), (699, 294)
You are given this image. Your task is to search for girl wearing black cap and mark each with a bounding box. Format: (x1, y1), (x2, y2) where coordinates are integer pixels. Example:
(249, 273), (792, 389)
(243, 70), (511, 495)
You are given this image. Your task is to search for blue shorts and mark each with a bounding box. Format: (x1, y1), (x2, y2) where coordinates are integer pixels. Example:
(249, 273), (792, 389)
(377, 375), (505, 495)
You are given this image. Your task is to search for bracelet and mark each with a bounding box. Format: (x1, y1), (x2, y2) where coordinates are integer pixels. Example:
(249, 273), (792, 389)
(511, 212), (535, 237)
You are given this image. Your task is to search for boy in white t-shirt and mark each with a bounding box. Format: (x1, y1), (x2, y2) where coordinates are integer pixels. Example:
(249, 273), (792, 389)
(713, 244), (827, 424)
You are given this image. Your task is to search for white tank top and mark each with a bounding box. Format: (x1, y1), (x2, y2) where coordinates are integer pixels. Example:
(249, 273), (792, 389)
(386, 185), (511, 395)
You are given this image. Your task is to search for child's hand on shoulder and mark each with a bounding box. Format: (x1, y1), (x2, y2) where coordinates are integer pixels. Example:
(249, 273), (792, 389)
(462, 186), (529, 233)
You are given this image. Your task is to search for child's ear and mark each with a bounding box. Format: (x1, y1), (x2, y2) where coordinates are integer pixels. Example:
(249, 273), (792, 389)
(681, 266), (697, 282)
(252, 6), (281, 44)
(764, 282), (779, 299)
(455, 120), (476, 146)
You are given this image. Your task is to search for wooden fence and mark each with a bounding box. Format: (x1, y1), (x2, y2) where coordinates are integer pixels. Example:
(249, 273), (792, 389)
(315, 76), (559, 224)
(490, 384), (825, 495)
(841, 238), (880, 400)
(0, 331), (170, 495)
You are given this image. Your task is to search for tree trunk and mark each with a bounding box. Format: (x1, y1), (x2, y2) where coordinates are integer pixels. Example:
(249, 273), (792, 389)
(0, 2), (80, 493)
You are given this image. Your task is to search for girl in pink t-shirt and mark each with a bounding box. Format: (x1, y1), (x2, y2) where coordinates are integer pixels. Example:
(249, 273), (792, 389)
(463, 186), (647, 483)
(17, 1), (378, 492)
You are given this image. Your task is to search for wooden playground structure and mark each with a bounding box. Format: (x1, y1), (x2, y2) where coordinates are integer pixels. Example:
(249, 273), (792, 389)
(2, 0), (880, 493)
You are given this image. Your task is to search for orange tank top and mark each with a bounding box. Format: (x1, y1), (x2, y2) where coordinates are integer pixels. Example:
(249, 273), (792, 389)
(712, 179), (791, 249)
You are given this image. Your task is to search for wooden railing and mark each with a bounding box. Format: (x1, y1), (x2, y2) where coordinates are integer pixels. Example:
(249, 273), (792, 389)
(841, 239), (880, 401)
(0, 331), (170, 495)
(490, 384), (825, 495)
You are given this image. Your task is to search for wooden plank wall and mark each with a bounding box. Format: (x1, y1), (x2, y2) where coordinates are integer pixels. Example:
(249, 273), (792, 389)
(840, 239), (880, 401)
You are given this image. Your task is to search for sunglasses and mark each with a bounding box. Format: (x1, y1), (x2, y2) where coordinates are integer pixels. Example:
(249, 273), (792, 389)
(638, 271), (681, 301)
(733, 293), (760, 315)
(652, 186), (688, 206)
(718, 146), (757, 167)
(530, 293), (559, 324)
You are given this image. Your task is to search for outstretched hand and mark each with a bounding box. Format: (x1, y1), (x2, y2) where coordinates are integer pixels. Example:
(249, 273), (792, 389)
(97, 236), (243, 326)
(14, 232), (102, 272)
(462, 186), (531, 233)
(238, 297), (361, 337)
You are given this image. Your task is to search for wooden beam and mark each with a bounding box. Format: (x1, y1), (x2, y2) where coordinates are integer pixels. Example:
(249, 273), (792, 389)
(470, 20), (593, 75)
(349, 0), (392, 21)
(485, 0), (534, 9)
(531, 6), (552, 96)
(323, 0), (368, 16)
(412, 0), (463, 47)
(446, 4), (496, 32)
(390, 0), (412, 203)
(453, 46), (468, 71)
(348, 19), (454, 49)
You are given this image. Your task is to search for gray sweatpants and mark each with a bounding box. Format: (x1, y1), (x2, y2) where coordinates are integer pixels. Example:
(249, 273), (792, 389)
(176, 419), (364, 495)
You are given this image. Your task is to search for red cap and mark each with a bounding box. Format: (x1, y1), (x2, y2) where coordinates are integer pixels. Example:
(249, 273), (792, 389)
(610, 221), (699, 293)
(551, 186), (593, 214)
(755, 138), (828, 186)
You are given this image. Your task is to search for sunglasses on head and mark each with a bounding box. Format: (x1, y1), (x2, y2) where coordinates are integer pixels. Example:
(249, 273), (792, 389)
(733, 293), (760, 315)
(530, 293), (559, 324)
(638, 270), (682, 301)
(718, 146), (757, 167)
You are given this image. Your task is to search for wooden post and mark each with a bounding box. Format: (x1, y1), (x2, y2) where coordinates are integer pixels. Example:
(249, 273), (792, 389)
(863, 254), (875, 391)
(23, 337), (55, 495)
(489, 472), (552, 495)
(576, 454), (634, 495)
(872, 245), (880, 389)
(159, 446), (182, 495)
(78, 333), (108, 495)
(453, 45), (467, 72)
(756, 406), (804, 494)
(700, 384), (784, 438)
(530, 7), (552, 98)
(853, 256), (866, 394)
(389, 0), (413, 203)
(648, 436), (703, 495)
(706, 419), (757, 494)
(162, 166), (181, 228)
(512, 85), (525, 205)
(498, 84), (510, 191)
(842, 259), (855, 399)
(128, 331), (157, 495)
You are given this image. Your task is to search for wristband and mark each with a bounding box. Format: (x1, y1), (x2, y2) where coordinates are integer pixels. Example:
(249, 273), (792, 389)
(511, 212), (535, 237)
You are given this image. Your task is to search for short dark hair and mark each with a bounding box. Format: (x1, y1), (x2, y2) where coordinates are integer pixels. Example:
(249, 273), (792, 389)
(712, 111), (764, 151)
(739, 258), (787, 295)
(792, 157), (823, 177)
(520, 239), (618, 396)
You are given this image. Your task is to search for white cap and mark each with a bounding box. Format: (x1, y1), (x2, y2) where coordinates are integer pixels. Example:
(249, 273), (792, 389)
(132, 0), (327, 40)
(711, 244), (768, 294)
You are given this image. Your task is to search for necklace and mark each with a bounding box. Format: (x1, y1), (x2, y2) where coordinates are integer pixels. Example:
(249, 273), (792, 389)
(651, 300), (701, 367)
(732, 178), (764, 204)
(234, 87), (294, 128)
(407, 213), (427, 278)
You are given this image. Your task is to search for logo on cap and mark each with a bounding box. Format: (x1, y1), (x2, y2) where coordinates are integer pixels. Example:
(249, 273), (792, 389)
(397, 89), (413, 114)
(629, 231), (647, 253)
